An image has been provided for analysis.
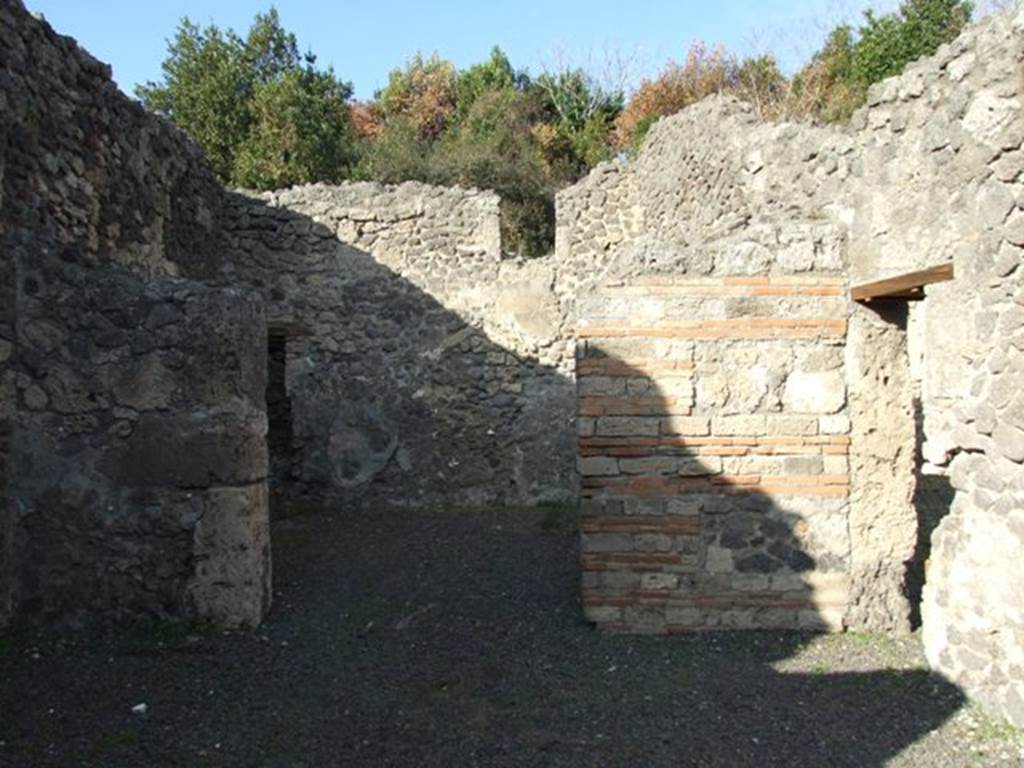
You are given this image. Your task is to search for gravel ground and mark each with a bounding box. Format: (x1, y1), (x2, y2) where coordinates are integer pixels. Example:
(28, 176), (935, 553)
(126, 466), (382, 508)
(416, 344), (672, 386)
(1, 503), (1021, 768)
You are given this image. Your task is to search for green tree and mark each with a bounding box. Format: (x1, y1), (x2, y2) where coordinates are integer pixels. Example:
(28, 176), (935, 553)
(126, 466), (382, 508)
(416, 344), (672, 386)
(454, 47), (529, 120)
(436, 88), (556, 257)
(852, 0), (973, 85)
(534, 68), (622, 172)
(241, 8), (302, 81)
(137, 8), (356, 189)
(136, 18), (252, 180)
(234, 67), (356, 189)
(793, 0), (973, 122)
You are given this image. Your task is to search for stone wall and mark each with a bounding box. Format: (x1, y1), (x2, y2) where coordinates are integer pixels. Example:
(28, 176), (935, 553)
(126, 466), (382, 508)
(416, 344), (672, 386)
(578, 276), (852, 632)
(560, 4), (1024, 724)
(14, 265), (270, 626)
(223, 183), (577, 507)
(850, 8), (1024, 730)
(558, 97), (866, 633)
(836, 9), (1024, 644)
(842, 8), (1024, 471)
(922, 257), (1024, 727)
(830, 6), (1024, 727)
(4, 0), (1024, 729)
(0, 0), (270, 628)
(0, 57), (12, 624)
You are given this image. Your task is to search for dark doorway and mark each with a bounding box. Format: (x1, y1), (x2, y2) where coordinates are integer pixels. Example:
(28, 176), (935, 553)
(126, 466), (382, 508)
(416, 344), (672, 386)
(266, 328), (294, 501)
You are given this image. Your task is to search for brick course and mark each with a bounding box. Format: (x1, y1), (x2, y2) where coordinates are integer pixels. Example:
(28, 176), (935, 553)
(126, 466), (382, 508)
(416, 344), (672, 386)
(577, 276), (851, 632)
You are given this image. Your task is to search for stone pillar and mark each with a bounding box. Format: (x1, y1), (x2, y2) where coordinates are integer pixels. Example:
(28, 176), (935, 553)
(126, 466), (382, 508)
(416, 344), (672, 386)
(12, 260), (271, 628)
(845, 303), (917, 634)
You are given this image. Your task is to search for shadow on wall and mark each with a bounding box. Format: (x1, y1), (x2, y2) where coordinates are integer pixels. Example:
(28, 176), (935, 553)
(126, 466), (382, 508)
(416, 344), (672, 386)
(575, 348), (965, 765)
(9, 254), (270, 627)
(907, 396), (956, 629)
(576, 273), (859, 635)
(579, 351), (850, 634)
(224, 194), (576, 512)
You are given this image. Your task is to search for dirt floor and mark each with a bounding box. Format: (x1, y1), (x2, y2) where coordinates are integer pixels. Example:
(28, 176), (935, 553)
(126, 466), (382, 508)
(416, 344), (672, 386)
(1, 503), (1021, 767)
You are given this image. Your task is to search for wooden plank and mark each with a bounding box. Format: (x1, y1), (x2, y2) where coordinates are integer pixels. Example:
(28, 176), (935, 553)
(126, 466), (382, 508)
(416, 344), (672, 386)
(850, 262), (953, 302)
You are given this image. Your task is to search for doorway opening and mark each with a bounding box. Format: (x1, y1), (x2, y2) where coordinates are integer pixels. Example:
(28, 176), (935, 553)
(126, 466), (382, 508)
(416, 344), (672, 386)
(266, 326), (296, 508)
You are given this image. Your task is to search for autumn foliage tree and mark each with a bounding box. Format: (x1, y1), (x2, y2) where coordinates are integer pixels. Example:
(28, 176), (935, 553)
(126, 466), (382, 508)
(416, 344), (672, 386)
(354, 48), (622, 256)
(612, 43), (739, 151)
(376, 54), (458, 139)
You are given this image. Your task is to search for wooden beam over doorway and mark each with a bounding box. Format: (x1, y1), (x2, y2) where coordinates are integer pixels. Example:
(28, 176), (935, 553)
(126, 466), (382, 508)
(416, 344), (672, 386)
(850, 262), (954, 302)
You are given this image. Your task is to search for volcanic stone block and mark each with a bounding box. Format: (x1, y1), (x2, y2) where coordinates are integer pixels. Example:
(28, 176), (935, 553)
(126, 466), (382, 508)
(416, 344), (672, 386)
(782, 371), (846, 414)
(186, 484), (272, 628)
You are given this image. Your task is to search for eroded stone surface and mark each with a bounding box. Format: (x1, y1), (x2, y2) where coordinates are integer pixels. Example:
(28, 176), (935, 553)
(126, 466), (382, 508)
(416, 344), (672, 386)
(846, 306), (916, 634)
(2, 0), (1024, 734)
(559, 4), (1024, 725)
(0, 1), (269, 629)
(224, 185), (577, 507)
(187, 484), (272, 628)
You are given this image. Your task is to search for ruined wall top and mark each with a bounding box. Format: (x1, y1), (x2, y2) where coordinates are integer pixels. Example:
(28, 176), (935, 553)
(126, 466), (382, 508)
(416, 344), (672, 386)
(556, 96), (848, 288)
(226, 180), (502, 282)
(557, 6), (1024, 286)
(0, 0), (224, 281)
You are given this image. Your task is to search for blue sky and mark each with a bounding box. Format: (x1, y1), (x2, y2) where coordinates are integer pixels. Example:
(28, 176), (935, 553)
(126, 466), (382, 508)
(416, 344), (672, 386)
(27, 1), (890, 100)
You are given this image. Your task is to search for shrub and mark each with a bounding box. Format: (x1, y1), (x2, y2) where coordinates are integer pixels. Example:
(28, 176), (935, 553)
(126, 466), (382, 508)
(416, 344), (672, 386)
(353, 116), (434, 184)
